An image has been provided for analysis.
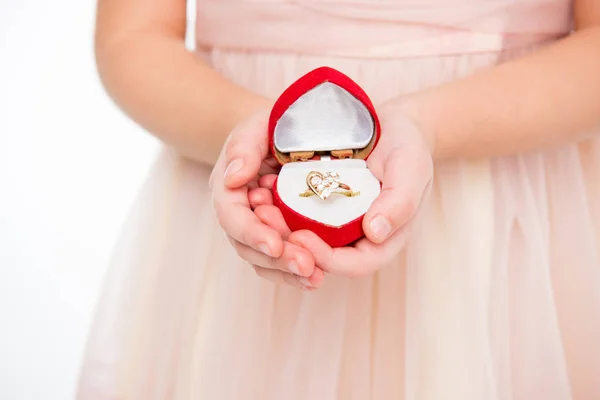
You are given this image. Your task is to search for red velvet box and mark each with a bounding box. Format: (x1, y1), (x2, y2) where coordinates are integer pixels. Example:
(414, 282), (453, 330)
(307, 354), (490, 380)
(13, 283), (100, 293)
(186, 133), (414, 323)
(269, 67), (382, 247)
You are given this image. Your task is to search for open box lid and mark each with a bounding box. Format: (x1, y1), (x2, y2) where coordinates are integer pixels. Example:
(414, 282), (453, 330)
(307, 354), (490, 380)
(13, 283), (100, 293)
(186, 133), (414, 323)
(268, 67), (381, 165)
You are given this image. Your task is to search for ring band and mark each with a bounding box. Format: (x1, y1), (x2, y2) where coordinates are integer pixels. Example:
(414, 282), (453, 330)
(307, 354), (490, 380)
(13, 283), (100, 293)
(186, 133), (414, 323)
(299, 171), (360, 200)
(298, 189), (359, 198)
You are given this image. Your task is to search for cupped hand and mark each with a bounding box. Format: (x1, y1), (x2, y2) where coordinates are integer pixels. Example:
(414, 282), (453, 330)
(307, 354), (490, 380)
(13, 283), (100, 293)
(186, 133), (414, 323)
(210, 112), (325, 290)
(250, 110), (435, 279)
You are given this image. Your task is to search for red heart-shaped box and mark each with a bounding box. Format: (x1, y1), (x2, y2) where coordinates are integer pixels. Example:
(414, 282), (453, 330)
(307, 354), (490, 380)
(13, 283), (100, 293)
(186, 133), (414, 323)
(269, 66), (382, 248)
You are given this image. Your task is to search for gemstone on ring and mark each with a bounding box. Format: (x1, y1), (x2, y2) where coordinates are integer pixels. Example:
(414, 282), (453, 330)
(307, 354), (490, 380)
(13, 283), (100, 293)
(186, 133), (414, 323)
(302, 171), (358, 200)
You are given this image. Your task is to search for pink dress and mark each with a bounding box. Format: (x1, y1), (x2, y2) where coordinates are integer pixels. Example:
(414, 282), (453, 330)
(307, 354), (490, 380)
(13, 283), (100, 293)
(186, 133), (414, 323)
(78, 1), (600, 399)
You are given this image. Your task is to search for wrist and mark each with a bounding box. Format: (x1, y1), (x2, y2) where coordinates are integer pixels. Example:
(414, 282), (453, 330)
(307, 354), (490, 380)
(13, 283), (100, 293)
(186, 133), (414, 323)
(232, 93), (274, 127)
(378, 96), (440, 161)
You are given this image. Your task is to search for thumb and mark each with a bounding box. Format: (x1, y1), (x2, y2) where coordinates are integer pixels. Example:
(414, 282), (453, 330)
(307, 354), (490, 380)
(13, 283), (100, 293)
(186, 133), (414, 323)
(222, 111), (271, 189)
(363, 145), (432, 243)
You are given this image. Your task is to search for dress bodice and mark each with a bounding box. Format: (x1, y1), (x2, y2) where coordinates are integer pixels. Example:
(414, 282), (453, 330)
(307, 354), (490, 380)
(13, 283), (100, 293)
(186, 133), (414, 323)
(195, 0), (572, 58)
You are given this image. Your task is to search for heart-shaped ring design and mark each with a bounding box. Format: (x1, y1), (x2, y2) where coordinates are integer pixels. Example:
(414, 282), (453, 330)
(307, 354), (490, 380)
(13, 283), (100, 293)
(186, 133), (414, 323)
(299, 171), (360, 200)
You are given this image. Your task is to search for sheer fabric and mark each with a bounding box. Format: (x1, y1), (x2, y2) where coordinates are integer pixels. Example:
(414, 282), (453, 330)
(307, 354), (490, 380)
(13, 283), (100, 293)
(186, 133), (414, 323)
(78, 1), (600, 399)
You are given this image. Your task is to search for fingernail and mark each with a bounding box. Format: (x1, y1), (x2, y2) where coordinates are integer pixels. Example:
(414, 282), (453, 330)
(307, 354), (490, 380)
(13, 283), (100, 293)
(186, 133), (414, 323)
(370, 215), (392, 241)
(224, 159), (244, 179)
(257, 243), (272, 257)
(288, 260), (301, 276)
(297, 276), (313, 288)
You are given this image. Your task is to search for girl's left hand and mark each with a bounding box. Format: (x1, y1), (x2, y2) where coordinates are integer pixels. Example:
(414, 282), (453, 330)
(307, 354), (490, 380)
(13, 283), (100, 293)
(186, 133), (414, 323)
(250, 109), (435, 279)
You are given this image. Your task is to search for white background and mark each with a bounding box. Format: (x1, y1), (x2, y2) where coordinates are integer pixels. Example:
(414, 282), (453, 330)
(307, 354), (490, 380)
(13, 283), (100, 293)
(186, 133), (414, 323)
(0, 1), (181, 398)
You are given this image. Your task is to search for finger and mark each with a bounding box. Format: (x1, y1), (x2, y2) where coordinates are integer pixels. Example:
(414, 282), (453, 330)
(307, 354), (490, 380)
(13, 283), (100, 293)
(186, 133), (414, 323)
(288, 228), (409, 279)
(258, 174), (278, 190)
(230, 236), (316, 277)
(252, 266), (317, 291)
(254, 206), (327, 288)
(287, 230), (335, 271)
(223, 111), (271, 189)
(247, 177), (260, 190)
(306, 266), (326, 288)
(248, 188), (273, 209)
(213, 184), (284, 258)
(258, 157), (280, 177)
(254, 265), (324, 290)
(264, 156), (281, 170)
(254, 205), (290, 237)
(252, 266), (287, 285)
(364, 144), (433, 243)
(213, 128), (284, 257)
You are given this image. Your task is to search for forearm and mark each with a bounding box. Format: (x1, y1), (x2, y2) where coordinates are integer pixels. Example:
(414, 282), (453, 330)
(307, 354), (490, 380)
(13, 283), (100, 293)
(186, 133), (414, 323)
(392, 26), (600, 161)
(96, 33), (271, 165)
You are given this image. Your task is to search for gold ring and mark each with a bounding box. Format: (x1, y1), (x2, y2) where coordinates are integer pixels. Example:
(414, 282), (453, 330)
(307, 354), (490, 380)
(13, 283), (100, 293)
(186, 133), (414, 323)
(299, 171), (360, 200)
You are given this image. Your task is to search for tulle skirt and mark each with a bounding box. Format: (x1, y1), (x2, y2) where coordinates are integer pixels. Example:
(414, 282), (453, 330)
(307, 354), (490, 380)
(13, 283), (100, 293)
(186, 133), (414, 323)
(77, 47), (600, 399)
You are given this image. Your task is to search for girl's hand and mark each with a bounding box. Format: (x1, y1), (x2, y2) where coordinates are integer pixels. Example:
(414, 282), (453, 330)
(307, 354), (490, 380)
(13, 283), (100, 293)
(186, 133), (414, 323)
(210, 112), (325, 290)
(251, 109), (435, 279)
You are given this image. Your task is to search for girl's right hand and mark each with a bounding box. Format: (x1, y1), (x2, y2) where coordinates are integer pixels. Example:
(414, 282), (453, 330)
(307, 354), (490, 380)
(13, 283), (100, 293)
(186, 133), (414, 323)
(210, 112), (325, 290)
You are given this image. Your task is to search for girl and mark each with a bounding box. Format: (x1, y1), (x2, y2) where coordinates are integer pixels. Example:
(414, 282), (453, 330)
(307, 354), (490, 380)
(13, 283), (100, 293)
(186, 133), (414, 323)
(79, 0), (600, 399)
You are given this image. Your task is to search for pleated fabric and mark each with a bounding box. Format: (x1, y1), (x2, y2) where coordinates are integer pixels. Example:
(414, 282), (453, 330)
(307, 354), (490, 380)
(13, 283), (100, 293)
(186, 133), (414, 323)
(78, 1), (600, 399)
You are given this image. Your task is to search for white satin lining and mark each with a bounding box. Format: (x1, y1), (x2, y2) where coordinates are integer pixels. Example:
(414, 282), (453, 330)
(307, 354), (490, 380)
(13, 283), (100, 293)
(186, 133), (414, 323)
(277, 159), (380, 227)
(273, 83), (375, 153)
